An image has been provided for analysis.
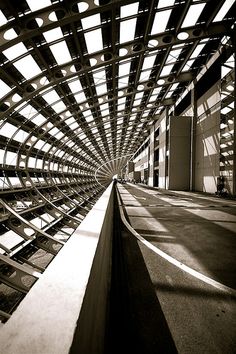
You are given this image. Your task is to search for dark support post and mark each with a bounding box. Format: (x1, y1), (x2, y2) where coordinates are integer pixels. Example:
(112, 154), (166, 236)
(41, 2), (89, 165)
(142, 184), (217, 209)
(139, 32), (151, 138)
(232, 37), (236, 195)
(190, 81), (197, 191)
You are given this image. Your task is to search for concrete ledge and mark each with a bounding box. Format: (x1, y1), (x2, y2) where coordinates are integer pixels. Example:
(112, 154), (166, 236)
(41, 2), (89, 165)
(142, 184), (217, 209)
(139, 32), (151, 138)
(0, 182), (114, 354)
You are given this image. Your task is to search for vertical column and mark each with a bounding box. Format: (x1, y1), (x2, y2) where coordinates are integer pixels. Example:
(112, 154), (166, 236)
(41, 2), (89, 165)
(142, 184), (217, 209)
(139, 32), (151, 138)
(219, 44), (235, 195)
(165, 107), (169, 189)
(190, 81), (197, 191)
(232, 40), (236, 195)
(148, 126), (155, 187)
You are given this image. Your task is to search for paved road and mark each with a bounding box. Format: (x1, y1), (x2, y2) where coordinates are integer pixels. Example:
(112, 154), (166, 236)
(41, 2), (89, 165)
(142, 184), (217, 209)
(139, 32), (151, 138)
(117, 183), (236, 354)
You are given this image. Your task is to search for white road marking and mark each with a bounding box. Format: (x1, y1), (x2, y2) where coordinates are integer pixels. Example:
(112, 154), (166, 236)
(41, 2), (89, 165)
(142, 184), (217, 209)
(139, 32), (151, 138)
(133, 195), (146, 200)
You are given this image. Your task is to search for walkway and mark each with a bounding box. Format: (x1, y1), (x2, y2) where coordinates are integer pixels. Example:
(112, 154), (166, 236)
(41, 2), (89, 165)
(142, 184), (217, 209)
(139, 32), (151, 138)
(117, 183), (236, 354)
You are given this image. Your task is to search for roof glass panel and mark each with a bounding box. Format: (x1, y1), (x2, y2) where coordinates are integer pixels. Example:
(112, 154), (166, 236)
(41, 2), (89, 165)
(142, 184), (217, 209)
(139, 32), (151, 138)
(181, 59), (195, 72)
(13, 55), (42, 79)
(96, 84), (107, 95)
(31, 114), (47, 125)
(42, 90), (60, 105)
(68, 79), (83, 93)
(120, 18), (137, 43)
(52, 101), (67, 113)
(166, 49), (182, 63)
(74, 91), (86, 103)
(92, 69), (106, 84)
(157, 0), (175, 9)
(151, 10), (171, 34)
(139, 70), (152, 82)
(84, 29), (103, 53)
(160, 64), (174, 76)
(26, 0), (51, 12)
(213, 0), (235, 22)
(43, 27), (64, 42)
(181, 3), (206, 28)
(81, 14), (101, 29)
(17, 104), (38, 118)
(0, 122), (18, 138)
(13, 129), (30, 143)
(119, 61), (131, 76)
(190, 43), (206, 58)
(0, 80), (11, 98)
(50, 41), (72, 65)
(0, 10), (7, 26)
(141, 55), (156, 70)
(120, 2), (139, 18)
(3, 43), (28, 61)
(118, 76), (129, 89)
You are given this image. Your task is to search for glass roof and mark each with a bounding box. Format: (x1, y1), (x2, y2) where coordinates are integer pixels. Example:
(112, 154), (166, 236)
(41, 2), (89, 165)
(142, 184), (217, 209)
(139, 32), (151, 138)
(0, 0), (235, 186)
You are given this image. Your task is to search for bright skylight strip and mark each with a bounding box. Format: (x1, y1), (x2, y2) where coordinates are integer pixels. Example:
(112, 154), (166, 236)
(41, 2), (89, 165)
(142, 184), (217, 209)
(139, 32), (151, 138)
(165, 92), (173, 98)
(120, 2), (139, 18)
(181, 59), (194, 72)
(119, 62), (131, 77)
(83, 109), (93, 118)
(12, 131), (29, 147)
(52, 101), (67, 113)
(96, 84), (107, 95)
(118, 76), (129, 89)
(43, 27), (64, 42)
(70, 122), (79, 130)
(34, 139), (46, 150)
(160, 64), (174, 76)
(26, 0), (51, 12)
(141, 55), (156, 70)
(85, 115), (94, 123)
(169, 83), (179, 91)
(0, 80), (11, 98)
(81, 14), (101, 29)
(42, 90), (60, 105)
(0, 10), (7, 26)
(213, 0), (235, 22)
(31, 114), (47, 125)
(92, 69), (106, 84)
(0, 122), (18, 138)
(74, 91), (86, 103)
(181, 3), (206, 28)
(100, 103), (109, 112)
(101, 108), (109, 117)
(134, 98), (142, 105)
(48, 127), (60, 137)
(50, 42), (71, 65)
(3, 43), (28, 61)
(65, 117), (76, 125)
(148, 93), (158, 102)
(157, 0), (175, 9)
(151, 10), (171, 34)
(139, 70), (152, 82)
(84, 29), (103, 53)
(118, 97), (126, 105)
(120, 18), (137, 43)
(68, 79), (83, 94)
(190, 43), (205, 58)
(18, 104), (38, 119)
(13, 55), (42, 79)
(166, 48), (182, 63)
(135, 92), (144, 100)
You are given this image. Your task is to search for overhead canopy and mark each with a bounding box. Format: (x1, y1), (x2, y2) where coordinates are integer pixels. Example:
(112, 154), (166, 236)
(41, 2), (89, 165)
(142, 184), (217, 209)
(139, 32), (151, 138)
(0, 0), (235, 186)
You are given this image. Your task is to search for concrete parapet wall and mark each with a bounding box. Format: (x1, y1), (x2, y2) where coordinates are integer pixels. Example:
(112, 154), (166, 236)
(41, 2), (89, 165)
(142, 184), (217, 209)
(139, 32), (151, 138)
(0, 183), (114, 354)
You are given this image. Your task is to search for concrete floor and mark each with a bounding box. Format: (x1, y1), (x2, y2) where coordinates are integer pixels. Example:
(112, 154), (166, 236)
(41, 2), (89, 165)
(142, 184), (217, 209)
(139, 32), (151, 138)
(117, 183), (236, 354)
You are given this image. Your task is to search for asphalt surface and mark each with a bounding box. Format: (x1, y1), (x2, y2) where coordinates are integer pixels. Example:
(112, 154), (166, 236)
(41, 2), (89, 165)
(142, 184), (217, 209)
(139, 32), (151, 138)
(117, 183), (236, 354)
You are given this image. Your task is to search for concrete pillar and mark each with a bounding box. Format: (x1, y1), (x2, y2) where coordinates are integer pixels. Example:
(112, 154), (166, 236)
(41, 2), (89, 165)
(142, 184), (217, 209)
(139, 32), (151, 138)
(190, 81), (197, 191)
(232, 40), (236, 195)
